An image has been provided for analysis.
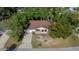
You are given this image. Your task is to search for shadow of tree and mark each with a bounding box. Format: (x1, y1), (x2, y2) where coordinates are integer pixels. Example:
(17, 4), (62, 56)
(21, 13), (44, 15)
(6, 44), (17, 51)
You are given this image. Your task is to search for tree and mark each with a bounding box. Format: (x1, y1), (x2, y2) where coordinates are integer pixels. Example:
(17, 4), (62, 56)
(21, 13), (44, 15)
(3, 12), (28, 41)
(0, 7), (18, 16)
(2, 7), (77, 40)
(68, 11), (79, 27)
(48, 8), (73, 38)
(49, 18), (72, 38)
(22, 8), (49, 20)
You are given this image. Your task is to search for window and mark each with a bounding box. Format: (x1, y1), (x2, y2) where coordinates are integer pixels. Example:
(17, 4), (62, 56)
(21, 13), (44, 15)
(36, 29), (40, 31)
(45, 30), (47, 32)
(42, 30), (44, 32)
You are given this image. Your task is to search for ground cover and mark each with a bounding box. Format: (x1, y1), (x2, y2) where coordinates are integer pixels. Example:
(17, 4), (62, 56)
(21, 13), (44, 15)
(32, 33), (79, 48)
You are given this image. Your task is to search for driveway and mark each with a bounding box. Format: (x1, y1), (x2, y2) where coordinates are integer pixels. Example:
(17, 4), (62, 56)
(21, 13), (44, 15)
(18, 32), (32, 48)
(0, 31), (9, 48)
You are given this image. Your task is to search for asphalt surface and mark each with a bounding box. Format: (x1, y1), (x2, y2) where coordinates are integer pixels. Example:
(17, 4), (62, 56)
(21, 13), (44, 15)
(15, 46), (79, 51)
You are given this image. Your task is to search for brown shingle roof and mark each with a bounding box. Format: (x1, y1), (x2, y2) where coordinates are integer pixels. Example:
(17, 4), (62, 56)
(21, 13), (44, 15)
(29, 20), (50, 29)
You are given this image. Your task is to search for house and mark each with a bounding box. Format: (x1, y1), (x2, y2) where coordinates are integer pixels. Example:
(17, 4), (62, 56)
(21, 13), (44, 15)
(26, 20), (50, 34)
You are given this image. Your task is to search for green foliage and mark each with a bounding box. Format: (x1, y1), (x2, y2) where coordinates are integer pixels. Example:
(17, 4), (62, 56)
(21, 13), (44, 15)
(68, 11), (79, 27)
(22, 8), (49, 20)
(0, 7), (17, 16)
(2, 7), (79, 40)
(4, 12), (27, 41)
(49, 13), (73, 38)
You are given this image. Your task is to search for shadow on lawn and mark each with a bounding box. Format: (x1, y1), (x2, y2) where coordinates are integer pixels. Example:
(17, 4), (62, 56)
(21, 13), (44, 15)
(6, 44), (17, 51)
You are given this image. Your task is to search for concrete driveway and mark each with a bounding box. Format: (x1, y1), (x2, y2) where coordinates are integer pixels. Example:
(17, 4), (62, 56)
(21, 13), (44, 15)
(0, 31), (9, 48)
(18, 32), (32, 48)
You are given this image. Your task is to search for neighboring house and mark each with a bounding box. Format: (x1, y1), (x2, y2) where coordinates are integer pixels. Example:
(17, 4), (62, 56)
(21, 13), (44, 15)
(26, 20), (50, 34)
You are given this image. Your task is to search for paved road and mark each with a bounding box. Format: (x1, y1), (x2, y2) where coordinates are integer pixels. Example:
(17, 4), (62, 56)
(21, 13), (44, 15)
(0, 46), (79, 51)
(18, 32), (32, 48)
(0, 32), (9, 48)
(16, 46), (79, 51)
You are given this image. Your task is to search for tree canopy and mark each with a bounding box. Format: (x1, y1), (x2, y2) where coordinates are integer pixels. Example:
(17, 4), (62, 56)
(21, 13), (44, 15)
(1, 7), (79, 40)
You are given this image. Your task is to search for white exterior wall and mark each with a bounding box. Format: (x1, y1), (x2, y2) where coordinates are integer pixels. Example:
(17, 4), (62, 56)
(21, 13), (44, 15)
(29, 29), (36, 32)
(36, 27), (48, 31)
(35, 27), (48, 34)
(25, 27), (48, 34)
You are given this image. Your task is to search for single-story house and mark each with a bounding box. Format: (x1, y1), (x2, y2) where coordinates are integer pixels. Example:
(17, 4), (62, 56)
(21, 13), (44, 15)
(26, 20), (50, 34)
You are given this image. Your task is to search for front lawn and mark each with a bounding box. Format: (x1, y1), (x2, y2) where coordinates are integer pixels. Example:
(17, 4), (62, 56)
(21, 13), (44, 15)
(32, 33), (79, 48)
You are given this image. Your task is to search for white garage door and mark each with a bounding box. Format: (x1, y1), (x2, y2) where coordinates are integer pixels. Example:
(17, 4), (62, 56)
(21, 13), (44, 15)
(24, 29), (35, 33)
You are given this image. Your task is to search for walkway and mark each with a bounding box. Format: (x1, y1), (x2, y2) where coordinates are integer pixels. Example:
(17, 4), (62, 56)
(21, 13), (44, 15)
(0, 32), (9, 48)
(18, 32), (32, 48)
